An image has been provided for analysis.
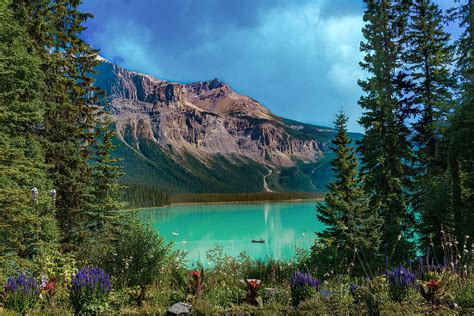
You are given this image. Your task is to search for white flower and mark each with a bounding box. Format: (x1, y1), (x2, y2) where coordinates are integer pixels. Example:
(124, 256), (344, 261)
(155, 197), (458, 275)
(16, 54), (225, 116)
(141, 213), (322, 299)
(397, 235), (402, 241)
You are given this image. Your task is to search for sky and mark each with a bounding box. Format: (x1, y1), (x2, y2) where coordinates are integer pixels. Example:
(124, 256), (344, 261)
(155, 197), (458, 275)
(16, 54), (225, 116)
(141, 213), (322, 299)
(81, 0), (459, 132)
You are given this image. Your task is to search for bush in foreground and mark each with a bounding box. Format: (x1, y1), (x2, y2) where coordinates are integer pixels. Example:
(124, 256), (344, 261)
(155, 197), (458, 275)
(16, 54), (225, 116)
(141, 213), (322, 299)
(69, 267), (112, 314)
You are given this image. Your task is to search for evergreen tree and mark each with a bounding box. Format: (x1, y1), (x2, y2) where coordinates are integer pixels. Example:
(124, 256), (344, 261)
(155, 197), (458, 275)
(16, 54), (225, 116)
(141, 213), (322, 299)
(404, 0), (456, 252)
(448, 0), (474, 243)
(315, 111), (381, 274)
(0, 0), (59, 267)
(89, 102), (125, 232)
(358, 0), (415, 260)
(11, 1), (114, 249)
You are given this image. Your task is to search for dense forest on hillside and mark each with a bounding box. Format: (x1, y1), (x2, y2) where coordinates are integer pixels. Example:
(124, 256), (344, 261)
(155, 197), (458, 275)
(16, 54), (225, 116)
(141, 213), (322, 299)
(0, 0), (474, 314)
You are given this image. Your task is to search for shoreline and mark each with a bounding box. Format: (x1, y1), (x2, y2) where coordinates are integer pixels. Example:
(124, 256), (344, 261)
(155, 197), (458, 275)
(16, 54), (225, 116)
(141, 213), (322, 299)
(123, 196), (324, 211)
(169, 197), (324, 207)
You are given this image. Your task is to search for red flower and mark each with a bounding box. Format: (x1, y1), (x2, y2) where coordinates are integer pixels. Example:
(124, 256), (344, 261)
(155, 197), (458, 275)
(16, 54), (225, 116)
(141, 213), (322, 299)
(43, 281), (55, 291)
(426, 279), (439, 289)
(191, 271), (201, 280)
(247, 279), (260, 289)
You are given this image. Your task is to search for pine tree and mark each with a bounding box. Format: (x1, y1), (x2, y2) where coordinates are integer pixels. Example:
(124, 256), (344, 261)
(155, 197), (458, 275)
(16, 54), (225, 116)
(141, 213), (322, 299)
(448, 0), (474, 242)
(315, 111), (381, 274)
(11, 1), (110, 249)
(0, 0), (59, 267)
(358, 0), (415, 260)
(404, 0), (456, 253)
(89, 101), (125, 232)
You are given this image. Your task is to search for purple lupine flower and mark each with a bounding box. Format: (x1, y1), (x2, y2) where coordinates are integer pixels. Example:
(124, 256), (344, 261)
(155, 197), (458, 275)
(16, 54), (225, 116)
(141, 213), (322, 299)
(70, 267), (112, 294)
(3, 274), (40, 297)
(290, 271), (320, 291)
(387, 265), (416, 288)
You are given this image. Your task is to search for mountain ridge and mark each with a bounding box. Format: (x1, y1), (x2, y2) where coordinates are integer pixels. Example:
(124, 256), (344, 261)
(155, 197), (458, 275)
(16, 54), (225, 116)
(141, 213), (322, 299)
(94, 58), (360, 193)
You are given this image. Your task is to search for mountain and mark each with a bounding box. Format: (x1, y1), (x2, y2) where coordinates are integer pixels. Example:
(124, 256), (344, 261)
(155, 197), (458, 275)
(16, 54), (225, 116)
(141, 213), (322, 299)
(94, 57), (361, 194)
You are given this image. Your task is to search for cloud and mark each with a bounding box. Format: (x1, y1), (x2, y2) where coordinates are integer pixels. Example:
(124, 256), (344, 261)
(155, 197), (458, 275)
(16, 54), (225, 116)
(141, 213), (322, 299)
(81, 0), (366, 131)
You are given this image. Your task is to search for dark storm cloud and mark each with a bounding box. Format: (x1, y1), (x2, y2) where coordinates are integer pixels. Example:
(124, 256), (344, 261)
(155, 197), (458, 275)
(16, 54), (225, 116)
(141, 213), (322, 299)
(80, 0), (458, 132)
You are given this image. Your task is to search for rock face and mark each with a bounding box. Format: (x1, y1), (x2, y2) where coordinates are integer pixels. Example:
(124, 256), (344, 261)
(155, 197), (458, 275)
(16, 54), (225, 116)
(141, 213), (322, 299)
(95, 58), (325, 168)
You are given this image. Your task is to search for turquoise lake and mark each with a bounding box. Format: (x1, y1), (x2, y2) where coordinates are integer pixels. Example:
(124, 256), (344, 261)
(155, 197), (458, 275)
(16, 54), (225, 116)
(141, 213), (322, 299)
(138, 201), (324, 266)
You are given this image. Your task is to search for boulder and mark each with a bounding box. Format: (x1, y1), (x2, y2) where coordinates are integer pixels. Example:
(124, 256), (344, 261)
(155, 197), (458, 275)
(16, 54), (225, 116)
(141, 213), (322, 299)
(167, 302), (192, 315)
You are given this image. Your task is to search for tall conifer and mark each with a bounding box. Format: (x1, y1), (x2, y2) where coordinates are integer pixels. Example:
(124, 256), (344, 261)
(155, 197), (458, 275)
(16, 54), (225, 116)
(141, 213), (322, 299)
(0, 0), (59, 267)
(358, 0), (415, 260)
(11, 1), (120, 249)
(316, 111), (381, 273)
(448, 0), (474, 242)
(404, 0), (456, 252)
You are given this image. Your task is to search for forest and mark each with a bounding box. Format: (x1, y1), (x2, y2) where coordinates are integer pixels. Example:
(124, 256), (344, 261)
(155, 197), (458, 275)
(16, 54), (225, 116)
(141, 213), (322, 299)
(0, 0), (473, 314)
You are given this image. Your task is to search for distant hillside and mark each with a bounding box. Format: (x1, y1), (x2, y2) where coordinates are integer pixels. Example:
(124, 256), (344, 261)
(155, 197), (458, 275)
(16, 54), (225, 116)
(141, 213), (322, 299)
(94, 57), (362, 194)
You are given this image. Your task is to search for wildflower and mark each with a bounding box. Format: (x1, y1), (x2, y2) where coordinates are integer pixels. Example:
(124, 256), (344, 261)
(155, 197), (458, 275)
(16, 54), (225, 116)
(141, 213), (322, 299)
(190, 271), (200, 280)
(246, 279), (261, 289)
(41, 276), (47, 289)
(387, 265), (416, 287)
(70, 267), (112, 295)
(43, 281), (55, 291)
(426, 279), (439, 289)
(290, 271), (320, 291)
(31, 187), (39, 200)
(398, 235), (402, 241)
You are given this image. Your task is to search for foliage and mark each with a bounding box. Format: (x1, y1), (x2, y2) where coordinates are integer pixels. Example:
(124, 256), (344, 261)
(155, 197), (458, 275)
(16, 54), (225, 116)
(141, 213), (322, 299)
(69, 267), (112, 314)
(241, 279), (262, 306)
(188, 269), (204, 297)
(0, 0), (60, 266)
(2, 274), (40, 314)
(405, 0), (457, 257)
(358, 0), (415, 261)
(290, 271), (320, 306)
(317, 111), (381, 274)
(447, 0), (474, 244)
(454, 278), (474, 308)
(299, 278), (355, 315)
(387, 265), (417, 302)
(418, 271), (450, 305)
(101, 214), (171, 305)
(122, 182), (170, 209)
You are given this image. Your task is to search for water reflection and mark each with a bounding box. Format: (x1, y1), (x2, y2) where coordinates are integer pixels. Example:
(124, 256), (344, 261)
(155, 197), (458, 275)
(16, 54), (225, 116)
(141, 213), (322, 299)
(139, 201), (323, 266)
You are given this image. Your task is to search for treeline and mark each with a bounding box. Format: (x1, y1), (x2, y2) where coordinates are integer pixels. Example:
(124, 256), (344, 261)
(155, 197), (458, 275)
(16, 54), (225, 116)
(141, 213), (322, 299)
(170, 192), (324, 204)
(122, 183), (170, 208)
(313, 0), (474, 274)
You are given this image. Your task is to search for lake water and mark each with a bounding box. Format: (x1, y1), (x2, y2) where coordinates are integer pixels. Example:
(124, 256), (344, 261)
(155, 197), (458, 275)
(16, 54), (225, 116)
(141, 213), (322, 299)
(138, 201), (324, 266)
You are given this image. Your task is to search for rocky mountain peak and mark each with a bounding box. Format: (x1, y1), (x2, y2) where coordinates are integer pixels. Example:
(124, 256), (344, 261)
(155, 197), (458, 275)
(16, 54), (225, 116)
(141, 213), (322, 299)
(94, 59), (328, 168)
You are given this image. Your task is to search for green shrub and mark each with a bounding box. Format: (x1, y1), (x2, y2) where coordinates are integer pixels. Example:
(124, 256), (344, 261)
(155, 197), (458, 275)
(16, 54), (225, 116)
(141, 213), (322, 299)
(102, 214), (173, 306)
(290, 271), (320, 306)
(355, 276), (390, 315)
(262, 286), (291, 306)
(454, 279), (474, 308)
(69, 267), (112, 314)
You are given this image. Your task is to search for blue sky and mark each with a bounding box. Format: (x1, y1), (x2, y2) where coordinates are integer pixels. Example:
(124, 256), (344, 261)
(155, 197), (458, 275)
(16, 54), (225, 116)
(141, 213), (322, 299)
(81, 0), (459, 132)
